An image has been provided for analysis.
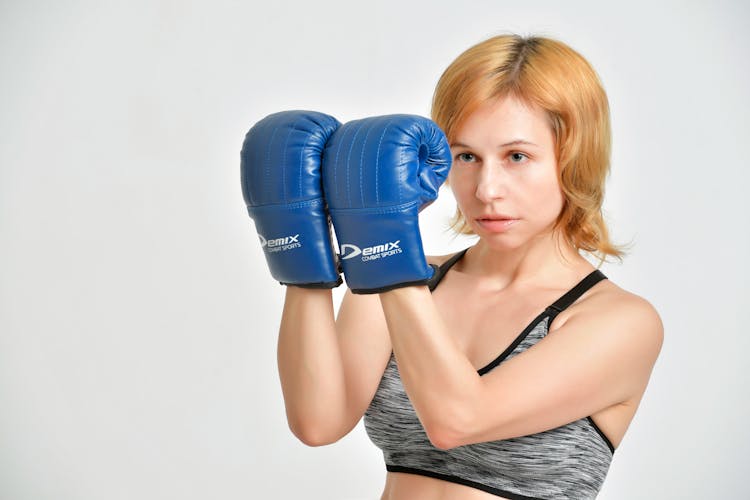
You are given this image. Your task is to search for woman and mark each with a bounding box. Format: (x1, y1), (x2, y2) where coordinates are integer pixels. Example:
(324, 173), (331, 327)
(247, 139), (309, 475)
(246, 34), (663, 500)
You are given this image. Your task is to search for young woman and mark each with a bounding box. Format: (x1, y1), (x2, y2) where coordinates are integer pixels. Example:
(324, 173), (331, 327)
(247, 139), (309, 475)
(242, 33), (663, 500)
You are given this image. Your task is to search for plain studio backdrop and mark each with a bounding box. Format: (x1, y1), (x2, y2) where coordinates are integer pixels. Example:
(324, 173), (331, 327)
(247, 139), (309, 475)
(1, 0), (748, 498)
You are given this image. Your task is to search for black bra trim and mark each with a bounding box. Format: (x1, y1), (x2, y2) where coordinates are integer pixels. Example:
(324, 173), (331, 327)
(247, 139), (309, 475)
(430, 247), (609, 377)
(548, 269), (607, 313)
(587, 416), (616, 454)
(475, 268), (607, 373)
(476, 311), (550, 375)
(427, 247), (470, 291)
(386, 465), (544, 500)
(425, 246), (615, 453)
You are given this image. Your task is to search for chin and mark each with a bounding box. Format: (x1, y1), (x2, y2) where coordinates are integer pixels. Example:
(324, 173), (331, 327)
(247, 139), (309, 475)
(479, 237), (526, 252)
(471, 227), (524, 250)
(472, 224), (552, 253)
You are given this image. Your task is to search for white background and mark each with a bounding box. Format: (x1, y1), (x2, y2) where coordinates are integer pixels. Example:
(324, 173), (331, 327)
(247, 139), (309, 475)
(1, 0), (748, 498)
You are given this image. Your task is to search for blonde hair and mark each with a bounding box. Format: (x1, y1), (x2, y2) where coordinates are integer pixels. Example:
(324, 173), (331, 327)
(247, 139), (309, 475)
(431, 34), (624, 261)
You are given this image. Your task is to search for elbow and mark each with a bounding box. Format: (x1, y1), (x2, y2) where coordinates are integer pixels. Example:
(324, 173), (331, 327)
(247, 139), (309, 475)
(425, 427), (461, 451)
(417, 383), (485, 450)
(287, 417), (343, 447)
(294, 431), (338, 448)
(422, 411), (475, 451)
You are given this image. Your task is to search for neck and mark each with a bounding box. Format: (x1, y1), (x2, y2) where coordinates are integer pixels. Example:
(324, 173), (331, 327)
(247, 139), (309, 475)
(461, 230), (591, 290)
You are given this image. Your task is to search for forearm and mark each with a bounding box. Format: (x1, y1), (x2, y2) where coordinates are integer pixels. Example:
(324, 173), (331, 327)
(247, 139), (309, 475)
(277, 286), (347, 443)
(379, 286), (483, 444)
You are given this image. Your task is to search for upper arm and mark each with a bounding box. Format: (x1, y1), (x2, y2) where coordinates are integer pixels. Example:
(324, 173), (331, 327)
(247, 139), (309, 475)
(459, 292), (663, 446)
(335, 288), (393, 430)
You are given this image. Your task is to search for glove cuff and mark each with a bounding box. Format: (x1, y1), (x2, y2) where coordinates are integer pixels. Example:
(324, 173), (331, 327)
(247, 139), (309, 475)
(330, 204), (431, 292)
(283, 275), (343, 289)
(348, 265), (438, 294)
(248, 198), (340, 286)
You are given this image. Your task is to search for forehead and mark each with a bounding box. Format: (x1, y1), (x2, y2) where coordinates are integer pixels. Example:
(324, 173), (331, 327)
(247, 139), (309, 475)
(452, 95), (554, 148)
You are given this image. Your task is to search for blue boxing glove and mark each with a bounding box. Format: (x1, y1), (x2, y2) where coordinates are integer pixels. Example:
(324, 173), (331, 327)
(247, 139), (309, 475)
(322, 115), (452, 294)
(240, 110), (342, 288)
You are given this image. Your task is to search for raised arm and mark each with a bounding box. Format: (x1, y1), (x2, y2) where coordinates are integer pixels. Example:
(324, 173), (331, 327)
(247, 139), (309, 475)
(378, 284), (663, 450)
(277, 287), (392, 445)
(240, 111), (391, 446)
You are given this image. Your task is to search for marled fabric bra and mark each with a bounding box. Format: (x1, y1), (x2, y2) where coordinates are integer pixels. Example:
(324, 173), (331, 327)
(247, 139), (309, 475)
(364, 248), (615, 500)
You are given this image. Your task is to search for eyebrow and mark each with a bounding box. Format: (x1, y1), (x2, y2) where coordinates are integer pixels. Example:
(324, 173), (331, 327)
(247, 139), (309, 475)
(450, 140), (539, 148)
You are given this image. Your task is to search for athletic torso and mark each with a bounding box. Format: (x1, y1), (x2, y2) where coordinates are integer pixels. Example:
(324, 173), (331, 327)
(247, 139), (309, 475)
(366, 248), (642, 500)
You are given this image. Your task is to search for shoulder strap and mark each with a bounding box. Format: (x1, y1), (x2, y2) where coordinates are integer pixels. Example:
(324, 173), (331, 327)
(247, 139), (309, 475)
(547, 269), (607, 314)
(427, 247), (471, 292)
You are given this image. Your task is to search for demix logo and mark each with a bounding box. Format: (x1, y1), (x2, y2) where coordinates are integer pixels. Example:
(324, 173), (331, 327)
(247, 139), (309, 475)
(341, 241), (402, 262)
(259, 233), (301, 253)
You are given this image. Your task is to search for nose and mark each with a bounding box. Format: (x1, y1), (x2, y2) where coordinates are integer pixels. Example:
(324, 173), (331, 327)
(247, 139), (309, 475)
(474, 163), (506, 203)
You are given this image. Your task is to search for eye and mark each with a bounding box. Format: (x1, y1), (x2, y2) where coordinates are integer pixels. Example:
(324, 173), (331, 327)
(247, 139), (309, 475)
(509, 152), (529, 163)
(456, 152), (477, 163)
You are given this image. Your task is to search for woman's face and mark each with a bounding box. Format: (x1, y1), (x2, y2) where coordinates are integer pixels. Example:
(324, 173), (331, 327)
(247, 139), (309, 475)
(448, 95), (564, 250)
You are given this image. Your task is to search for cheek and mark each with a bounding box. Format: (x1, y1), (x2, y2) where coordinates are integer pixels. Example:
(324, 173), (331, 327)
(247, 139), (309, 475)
(526, 165), (564, 215)
(545, 177), (566, 217)
(447, 170), (472, 201)
(539, 171), (563, 200)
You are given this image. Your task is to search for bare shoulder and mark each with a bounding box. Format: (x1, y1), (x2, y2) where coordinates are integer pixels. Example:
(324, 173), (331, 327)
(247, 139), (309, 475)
(595, 279), (662, 335)
(558, 277), (664, 364)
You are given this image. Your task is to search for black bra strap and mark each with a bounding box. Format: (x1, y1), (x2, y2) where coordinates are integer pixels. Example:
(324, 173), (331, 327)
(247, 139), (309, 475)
(547, 269), (607, 314)
(427, 247), (470, 292)
(427, 249), (607, 311)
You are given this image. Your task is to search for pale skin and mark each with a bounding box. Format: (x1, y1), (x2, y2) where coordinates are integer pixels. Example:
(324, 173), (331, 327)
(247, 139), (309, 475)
(277, 95), (664, 499)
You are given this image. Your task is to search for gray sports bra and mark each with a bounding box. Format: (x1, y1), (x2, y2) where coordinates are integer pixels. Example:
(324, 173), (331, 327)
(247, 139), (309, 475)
(364, 248), (614, 500)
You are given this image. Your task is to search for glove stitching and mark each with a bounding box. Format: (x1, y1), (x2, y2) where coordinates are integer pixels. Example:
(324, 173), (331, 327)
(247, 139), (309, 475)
(328, 199), (420, 215)
(299, 121), (315, 201)
(332, 125), (345, 206)
(375, 118), (392, 206)
(264, 121), (280, 207)
(248, 197), (327, 211)
(360, 120), (374, 207)
(345, 121), (365, 209)
(396, 121), (403, 205)
(282, 120), (298, 205)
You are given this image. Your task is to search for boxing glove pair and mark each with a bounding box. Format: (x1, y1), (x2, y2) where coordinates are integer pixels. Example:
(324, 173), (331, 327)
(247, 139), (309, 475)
(240, 110), (452, 294)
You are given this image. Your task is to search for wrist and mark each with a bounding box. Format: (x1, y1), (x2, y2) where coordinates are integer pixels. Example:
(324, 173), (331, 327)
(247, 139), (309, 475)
(379, 284), (431, 300)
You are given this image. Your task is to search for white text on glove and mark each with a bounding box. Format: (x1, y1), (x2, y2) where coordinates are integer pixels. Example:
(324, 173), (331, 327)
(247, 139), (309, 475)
(259, 234), (302, 253)
(341, 241), (402, 262)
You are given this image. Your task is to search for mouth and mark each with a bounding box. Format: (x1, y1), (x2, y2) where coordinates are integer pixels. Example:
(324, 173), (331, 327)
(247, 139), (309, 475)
(474, 215), (519, 232)
(477, 214), (516, 221)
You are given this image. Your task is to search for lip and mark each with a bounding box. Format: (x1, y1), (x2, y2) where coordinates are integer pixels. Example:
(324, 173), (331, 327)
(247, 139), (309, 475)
(475, 216), (519, 233)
